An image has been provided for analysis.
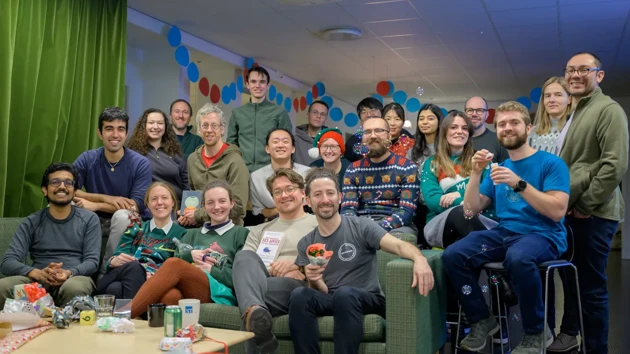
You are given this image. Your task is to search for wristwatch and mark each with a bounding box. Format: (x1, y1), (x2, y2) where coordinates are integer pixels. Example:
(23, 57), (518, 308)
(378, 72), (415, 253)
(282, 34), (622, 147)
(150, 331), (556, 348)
(513, 179), (527, 193)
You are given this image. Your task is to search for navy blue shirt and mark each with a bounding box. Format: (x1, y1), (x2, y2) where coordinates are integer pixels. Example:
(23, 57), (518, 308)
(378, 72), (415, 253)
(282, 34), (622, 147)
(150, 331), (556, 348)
(74, 147), (153, 217)
(310, 157), (352, 190)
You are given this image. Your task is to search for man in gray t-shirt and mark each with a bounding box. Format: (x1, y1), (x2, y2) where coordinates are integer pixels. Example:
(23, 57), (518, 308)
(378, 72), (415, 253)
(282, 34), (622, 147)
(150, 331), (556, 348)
(288, 167), (435, 354)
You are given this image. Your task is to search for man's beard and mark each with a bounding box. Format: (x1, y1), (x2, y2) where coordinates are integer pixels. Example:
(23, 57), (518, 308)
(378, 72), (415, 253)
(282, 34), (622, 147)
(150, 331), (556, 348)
(315, 203), (337, 219)
(500, 132), (527, 150)
(366, 139), (389, 158)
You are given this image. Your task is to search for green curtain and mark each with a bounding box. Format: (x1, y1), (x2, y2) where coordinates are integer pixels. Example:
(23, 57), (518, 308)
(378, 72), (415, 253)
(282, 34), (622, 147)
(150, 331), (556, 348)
(0, 0), (127, 217)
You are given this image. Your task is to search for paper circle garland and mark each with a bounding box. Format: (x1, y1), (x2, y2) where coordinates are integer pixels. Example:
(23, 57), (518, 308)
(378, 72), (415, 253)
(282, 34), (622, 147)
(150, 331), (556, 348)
(284, 97), (292, 112)
(487, 108), (496, 124)
(372, 94), (383, 103)
(387, 81), (395, 96)
(344, 112), (359, 127)
(329, 107), (343, 122)
(320, 96), (333, 108)
(293, 98), (299, 112)
(236, 75), (244, 93)
(167, 26), (182, 47)
(393, 90), (407, 104)
(406, 97), (421, 112)
(268, 85), (277, 101)
(440, 108), (448, 117)
(376, 81), (390, 96)
(199, 77), (210, 97)
(315, 82), (326, 96)
(187, 63), (199, 83)
(221, 86), (231, 104)
(516, 96), (532, 110)
(300, 96), (307, 111)
(530, 87), (542, 103)
(276, 92), (283, 105)
(306, 91), (313, 105)
(246, 57), (254, 70)
(312, 84), (319, 98)
(229, 82), (237, 101)
(210, 84), (220, 103)
(174, 46), (190, 67)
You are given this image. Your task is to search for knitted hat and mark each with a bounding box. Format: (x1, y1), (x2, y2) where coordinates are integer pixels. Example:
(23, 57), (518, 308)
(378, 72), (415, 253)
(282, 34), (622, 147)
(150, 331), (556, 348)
(308, 127), (345, 159)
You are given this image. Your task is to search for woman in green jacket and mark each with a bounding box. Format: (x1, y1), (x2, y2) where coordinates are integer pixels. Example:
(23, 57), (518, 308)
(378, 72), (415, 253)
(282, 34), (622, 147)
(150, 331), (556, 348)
(130, 180), (249, 318)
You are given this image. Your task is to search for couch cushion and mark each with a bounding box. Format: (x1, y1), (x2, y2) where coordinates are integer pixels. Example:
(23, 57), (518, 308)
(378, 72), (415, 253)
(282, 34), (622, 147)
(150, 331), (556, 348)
(0, 218), (25, 278)
(199, 303), (386, 342)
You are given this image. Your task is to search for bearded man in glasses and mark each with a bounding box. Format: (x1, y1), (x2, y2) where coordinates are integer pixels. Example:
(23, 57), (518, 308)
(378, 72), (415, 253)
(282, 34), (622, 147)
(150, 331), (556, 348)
(0, 162), (101, 308)
(465, 96), (508, 163)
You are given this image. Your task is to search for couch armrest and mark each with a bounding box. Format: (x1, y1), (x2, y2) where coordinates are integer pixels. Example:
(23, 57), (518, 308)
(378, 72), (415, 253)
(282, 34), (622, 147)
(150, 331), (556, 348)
(385, 250), (446, 354)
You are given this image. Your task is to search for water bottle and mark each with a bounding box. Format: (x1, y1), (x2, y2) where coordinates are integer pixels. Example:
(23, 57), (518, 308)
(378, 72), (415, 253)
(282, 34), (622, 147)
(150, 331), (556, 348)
(172, 237), (193, 255)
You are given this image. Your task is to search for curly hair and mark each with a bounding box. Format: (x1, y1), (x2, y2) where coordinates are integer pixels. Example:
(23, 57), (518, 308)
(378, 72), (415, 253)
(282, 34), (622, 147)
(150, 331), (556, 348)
(126, 108), (182, 156)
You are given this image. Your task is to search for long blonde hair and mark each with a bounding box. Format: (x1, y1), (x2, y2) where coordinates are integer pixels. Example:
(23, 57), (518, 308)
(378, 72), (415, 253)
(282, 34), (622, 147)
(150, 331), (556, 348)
(534, 77), (571, 135)
(431, 111), (475, 178)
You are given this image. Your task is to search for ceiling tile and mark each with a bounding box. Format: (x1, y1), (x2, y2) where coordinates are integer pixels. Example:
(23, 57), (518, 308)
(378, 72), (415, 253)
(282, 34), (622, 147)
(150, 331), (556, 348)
(410, 0), (486, 14)
(490, 7), (558, 28)
(560, 1), (630, 22)
(281, 5), (362, 33)
(484, 0), (556, 11)
(364, 18), (430, 37)
(342, 1), (418, 23)
(380, 33), (443, 48)
(560, 18), (625, 47)
(260, 0), (339, 11)
(394, 45), (452, 58)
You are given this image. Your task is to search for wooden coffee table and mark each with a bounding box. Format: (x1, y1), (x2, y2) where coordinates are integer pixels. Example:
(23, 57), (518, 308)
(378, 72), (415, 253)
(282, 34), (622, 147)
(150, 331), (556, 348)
(16, 320), (254, 353)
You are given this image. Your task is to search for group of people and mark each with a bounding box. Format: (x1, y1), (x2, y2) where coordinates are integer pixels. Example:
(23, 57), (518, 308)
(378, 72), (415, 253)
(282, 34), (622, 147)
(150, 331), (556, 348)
(0, 51), (626, 354)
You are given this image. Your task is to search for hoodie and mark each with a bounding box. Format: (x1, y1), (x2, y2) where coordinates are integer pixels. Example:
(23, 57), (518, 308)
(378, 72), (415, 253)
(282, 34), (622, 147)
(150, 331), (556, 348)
(294, 124), (328, 165)
(187, 144), (250, 226)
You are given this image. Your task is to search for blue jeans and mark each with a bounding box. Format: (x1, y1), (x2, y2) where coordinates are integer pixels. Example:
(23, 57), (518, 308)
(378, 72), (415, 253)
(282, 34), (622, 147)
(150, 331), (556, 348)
(443, 227), (558, 334)
(288, 286), (385, 354)
(562, 215), (617, 354)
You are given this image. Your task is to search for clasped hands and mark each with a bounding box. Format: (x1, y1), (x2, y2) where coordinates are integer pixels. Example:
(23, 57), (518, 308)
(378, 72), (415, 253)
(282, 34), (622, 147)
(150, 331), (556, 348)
(191, 249), (217, 272)
(28, 262), (71, 286)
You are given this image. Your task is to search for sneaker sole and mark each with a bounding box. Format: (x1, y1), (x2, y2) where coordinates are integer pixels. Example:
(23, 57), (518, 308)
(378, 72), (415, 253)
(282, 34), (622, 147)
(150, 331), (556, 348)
(492, 336), (509, 344)
(460, 324), (500, 352)
(246, 307), (278, 354)
(547, 342), (579, 352)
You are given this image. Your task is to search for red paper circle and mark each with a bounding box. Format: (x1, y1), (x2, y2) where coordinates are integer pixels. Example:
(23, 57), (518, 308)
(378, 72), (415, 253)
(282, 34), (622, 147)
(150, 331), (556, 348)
(199, 77), (210, 97)
(487, 108), (495, 124)
(376, 81), (390, 96)
(293, 98), (299, 112)
(300, 96), (307, 111)
(253, 62), (259, 68)
(243, 69), (249, 81)
(210, 84), (220, 104)
(312, 85), (319, 98)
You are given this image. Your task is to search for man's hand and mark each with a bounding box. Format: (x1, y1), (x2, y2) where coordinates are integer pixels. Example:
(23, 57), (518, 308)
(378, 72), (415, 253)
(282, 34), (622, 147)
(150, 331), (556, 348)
(472, 149), (492, 174)
(283, 269), (306, 281)
(105, 196), (136, 210)
(490, 166), (520, 188)
(73, 197), (98, 212)
(411, 256), (434, 296)
(269, 260), (298, 277)
(52, 269), (72, 284)
(110, 254), (137, 268)
(568, 208), (591, 219)
(439, 192), (460, 208)
(177, 210), (197, 227)
(304, 264), (325, 282)
(42, 262), (66, 286)
(27, 269), (51, 284)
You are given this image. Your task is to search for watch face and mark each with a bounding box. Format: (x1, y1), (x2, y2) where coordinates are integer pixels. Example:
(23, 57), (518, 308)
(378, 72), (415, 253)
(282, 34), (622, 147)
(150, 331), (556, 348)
(518, 180), (527, 189)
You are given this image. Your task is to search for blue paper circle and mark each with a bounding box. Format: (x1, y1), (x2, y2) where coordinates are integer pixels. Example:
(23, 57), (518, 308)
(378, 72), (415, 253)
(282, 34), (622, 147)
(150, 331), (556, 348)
(306, 91), (313, 105)
(406, 97), (421, 112)
(315, 82), (326, 96)
(530, 87), (542, 103)
(174, 46), (190, 67)
(393, 91), (407, 104)
(236, 76), (244, 93)
(269, 85), (277, 101)
(284, 97), (292, 112)
(440, 108), (448, 117)
(320, 96), (333, 108)
(221, 86), (231, 104)
(516, 96), (532, 110)
(246, 58), (254, 70)
(276, 92), (283, 105)
(167, 26), (182, 47)
(187, 63), (199, 83)
(372, 94), (383, 103)
(344, 113), (359, 128)
(387, 81), (395, 96)
(329, 107), (343, 122)
(229, 82), (237, 100)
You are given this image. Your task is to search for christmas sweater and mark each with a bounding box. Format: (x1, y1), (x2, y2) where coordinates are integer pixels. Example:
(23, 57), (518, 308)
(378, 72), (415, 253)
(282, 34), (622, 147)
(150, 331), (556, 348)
(341, 153), (419, 231)
(389, 135), (415, 157)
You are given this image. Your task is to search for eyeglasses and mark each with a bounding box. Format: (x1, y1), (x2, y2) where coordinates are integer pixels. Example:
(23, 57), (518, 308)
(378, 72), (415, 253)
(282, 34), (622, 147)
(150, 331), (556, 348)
(363, 128), (389, 136)
(464, 108), (488, 115)
(564, 67), (600, 76)
(360, 109), (382, 119)
(49, 178), (75, 188)
(320, 145), (340, 152)
(200, 123), (222, 131)
(272, 185), (299, 197)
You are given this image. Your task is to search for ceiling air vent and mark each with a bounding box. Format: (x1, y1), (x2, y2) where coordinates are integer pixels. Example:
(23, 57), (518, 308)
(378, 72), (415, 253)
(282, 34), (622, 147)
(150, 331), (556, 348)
(319, 27), (363, 41)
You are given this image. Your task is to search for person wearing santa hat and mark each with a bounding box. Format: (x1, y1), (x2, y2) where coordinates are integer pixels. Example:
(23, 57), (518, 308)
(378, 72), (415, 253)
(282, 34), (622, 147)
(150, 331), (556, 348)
(308, 128), (351, 191)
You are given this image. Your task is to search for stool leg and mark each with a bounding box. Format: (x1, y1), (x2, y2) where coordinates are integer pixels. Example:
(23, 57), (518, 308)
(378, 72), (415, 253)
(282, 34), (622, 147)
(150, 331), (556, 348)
(543, 267), (552, 354)
(503, 300), (511, 352)
(495, 274), (504, 354)
(572, 265), (586, 354)
(455, 303), (462, 354)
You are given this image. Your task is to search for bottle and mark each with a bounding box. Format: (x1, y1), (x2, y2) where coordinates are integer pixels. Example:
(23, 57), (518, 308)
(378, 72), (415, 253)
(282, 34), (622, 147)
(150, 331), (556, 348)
(172, 237), (193, 255)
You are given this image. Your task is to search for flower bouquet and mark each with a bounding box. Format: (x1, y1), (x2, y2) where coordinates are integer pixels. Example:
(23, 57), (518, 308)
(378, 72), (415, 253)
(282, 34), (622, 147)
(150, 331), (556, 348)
(306, 243), (334, 267)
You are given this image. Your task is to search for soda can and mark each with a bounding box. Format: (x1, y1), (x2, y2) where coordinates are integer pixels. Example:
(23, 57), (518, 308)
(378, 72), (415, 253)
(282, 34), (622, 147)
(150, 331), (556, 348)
(164, 305), (182, 337)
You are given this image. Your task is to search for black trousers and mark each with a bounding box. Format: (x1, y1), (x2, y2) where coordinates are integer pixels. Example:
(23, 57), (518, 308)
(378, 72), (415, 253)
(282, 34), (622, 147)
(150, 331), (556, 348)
(97, 261), (147, 299)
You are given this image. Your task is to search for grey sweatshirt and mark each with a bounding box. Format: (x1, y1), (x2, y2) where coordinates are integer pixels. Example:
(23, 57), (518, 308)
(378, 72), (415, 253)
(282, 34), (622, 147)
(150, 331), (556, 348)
(0, 207), (102, 277)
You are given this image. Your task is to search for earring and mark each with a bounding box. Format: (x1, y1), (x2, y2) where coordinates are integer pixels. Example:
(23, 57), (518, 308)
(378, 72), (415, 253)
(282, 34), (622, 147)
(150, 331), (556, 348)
(384, 139), (392, 149)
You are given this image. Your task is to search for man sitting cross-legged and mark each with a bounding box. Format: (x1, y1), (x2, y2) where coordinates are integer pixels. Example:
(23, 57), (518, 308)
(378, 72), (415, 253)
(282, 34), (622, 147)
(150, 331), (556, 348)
(0, 163), (101, 308)
(443, 101), (570, 353)
(232, 168), (319, 354)
(288, 167), (434, 354)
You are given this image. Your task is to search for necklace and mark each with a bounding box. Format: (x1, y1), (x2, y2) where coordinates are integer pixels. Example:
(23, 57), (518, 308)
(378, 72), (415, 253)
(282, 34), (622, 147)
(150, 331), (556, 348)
(108, 160), (120, 172)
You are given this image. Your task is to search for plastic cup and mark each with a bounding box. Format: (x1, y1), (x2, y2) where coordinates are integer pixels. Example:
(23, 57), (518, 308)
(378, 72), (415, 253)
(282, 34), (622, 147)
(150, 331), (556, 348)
(490, 163), (499, 185)
(178, 299), (200, 327)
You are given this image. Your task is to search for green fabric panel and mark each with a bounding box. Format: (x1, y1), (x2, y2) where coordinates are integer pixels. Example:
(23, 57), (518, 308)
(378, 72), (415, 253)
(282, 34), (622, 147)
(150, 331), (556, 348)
(199, 303), (242, 330)
(227, 340), (387, 354)
(273, 314), (385, 342)
(0, 218), (25, 278)
(0, 0), (127, 217)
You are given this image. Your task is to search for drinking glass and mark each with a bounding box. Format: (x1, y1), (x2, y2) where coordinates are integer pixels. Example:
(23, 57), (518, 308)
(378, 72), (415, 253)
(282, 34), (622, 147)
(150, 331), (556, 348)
(94, 295), (115, 319)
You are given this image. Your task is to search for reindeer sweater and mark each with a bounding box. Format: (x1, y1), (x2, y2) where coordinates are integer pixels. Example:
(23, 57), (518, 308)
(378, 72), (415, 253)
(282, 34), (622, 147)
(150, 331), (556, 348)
(341, 153), (419, 232)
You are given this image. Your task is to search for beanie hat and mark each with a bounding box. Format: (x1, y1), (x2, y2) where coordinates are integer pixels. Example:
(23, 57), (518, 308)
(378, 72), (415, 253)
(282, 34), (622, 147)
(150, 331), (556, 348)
(308, 127), (345, 159)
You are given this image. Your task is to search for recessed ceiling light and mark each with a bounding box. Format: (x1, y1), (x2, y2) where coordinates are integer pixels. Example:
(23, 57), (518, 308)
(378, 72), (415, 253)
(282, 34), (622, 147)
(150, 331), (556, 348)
(319, 27), (362, 41)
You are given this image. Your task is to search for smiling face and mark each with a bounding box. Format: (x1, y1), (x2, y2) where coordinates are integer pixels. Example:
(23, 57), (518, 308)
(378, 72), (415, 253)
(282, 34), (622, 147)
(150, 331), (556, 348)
(543, 82), (570, 119)
(98, 119), (127, 153)
(271, 176), (305, 216)
(246, 71), (270, 101)
(417, 108), (439, 136)
(148, 185), (175, 220)
(565, 53), (604, 99)
(320, 138), (342, 164)
(204, 187), (234, 224)
(464, 97), (488, 130)
(384, 108), (403, 139)
(266, 130), (294, 162)
(362, 118), (390, 158)
(42, 170), (75, 206)
(306, 177), (341, 220)
(145, 112), (166, 142)
(496, 111), (530, 150)
(170, 101), (191, 131)
(198, 113), (224, 148)
(446, 116), (470, 149)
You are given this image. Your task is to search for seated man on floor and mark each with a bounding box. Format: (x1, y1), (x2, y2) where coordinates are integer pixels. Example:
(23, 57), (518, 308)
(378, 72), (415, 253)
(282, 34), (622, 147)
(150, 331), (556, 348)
(72, 107), (152, 272)
(232, 168), (319, 354)
(443, 101), (570, 353)
(0, 163), (101, 308)
(341, 117), (420, 237)
(289, 167), (434, 354)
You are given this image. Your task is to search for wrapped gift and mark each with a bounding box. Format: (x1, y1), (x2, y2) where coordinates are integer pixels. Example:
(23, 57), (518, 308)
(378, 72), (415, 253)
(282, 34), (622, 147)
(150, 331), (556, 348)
(11, 285), (28, 302)
(158, 337), (193, 352)
(2, 299), (37, 316)
(32, 294), (54, 317)
(176, 324), (205, 343)
(22, 283), (47, 303)
(96, 317), (135, 333)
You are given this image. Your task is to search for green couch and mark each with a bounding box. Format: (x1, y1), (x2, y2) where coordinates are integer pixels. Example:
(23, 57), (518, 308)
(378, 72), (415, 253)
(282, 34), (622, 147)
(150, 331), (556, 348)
(0, 217), (446, 354)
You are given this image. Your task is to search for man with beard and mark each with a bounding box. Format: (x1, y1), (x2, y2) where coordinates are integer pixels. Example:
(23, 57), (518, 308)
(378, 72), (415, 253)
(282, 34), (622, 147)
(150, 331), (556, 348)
(170, 99), (203, 160)
(465, 96), (508, 163)
(443, 101), (570, 354)
(288, 167), (434, 354)
(0, 163), (101, 308)
(341, 117), (419, 236)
